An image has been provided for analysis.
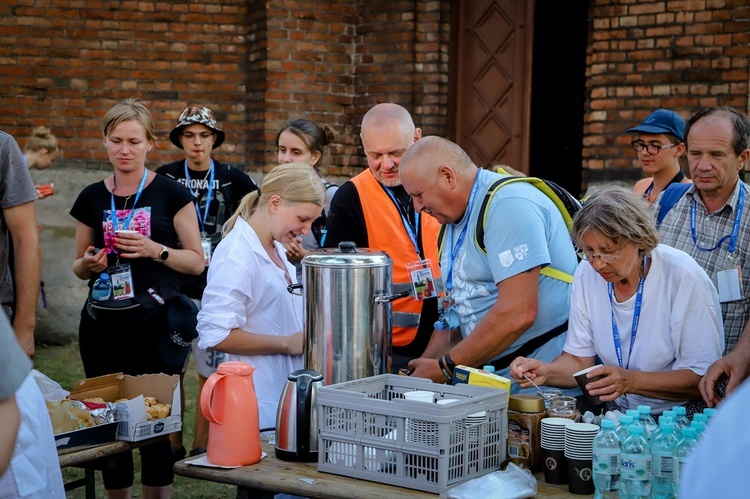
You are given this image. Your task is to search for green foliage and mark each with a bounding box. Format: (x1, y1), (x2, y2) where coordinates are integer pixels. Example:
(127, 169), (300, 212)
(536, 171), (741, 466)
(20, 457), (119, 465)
(34, 343), (236, 498)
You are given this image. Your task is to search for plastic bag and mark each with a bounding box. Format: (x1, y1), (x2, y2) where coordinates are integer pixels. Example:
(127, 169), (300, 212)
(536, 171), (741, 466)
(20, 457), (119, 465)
(439, 463), (538, 499)
(31, 368), (70, 401)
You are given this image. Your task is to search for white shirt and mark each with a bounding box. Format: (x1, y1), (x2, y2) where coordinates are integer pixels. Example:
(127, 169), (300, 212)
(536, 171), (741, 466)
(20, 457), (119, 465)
(197, 217), (304, 430)
(564, 244), (724, 413)
(0, 373), (65, 499)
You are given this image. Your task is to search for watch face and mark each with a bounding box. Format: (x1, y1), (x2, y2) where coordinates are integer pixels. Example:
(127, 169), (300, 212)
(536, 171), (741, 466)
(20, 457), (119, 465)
(160, 248), (169, 260)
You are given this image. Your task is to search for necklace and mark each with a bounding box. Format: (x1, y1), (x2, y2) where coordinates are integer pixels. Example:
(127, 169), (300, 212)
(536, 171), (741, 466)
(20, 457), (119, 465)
(122, 194), (132, 210)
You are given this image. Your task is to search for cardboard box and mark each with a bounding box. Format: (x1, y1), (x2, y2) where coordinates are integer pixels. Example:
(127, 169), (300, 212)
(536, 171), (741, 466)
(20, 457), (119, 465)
(54, 421), (119, 452)
(452, 365), (511, 400)
(69, 372), (182, 442)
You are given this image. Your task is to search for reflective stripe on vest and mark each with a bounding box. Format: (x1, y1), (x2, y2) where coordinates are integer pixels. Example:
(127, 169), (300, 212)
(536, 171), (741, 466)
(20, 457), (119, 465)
(351, 169), (441, 347)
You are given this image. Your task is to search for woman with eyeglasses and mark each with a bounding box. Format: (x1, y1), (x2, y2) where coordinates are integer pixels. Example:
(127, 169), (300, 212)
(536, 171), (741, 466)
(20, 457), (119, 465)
(628, 108), (692, 202)
(510, 186), (723, 416)
(157, 106), (258, 461)
(196, 162), (326, 430)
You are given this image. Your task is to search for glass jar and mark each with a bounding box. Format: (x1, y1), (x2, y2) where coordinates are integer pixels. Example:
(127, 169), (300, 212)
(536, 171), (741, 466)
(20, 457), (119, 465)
(547, 396), (580, 421)
(538, 387), (562, 410)
(507, 394), (546, 471)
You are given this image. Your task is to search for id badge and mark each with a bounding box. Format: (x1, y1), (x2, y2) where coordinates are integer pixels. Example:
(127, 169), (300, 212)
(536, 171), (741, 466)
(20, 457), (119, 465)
(406, 259), (436, 301)
(717, 253), (743, 303)
(201, 237), (212, 267)
(108, 264), (135, 300)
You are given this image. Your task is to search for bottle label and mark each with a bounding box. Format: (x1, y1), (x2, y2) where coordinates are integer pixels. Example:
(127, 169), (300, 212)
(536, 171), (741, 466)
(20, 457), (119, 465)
(620, 454), (652, 480)
(593, 449), (620, 475)
(653, 453), (673, 479)
(673, 456), (688, 484)
(507, 419), (531, 459)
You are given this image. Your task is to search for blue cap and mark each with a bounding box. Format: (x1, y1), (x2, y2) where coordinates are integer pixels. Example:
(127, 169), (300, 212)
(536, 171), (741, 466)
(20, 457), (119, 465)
(627, 109), (686, 141)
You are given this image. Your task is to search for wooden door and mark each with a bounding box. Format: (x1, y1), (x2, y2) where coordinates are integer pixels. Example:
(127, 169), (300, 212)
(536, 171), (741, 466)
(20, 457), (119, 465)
(450, 0), (535, 172)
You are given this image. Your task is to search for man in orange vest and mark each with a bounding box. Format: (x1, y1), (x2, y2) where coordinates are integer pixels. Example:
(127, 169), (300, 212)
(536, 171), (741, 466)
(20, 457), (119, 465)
(324, 103), (441, 371)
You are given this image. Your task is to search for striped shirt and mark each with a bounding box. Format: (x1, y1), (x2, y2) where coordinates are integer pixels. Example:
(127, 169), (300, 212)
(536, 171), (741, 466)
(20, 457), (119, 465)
(658, 180), (750, 354)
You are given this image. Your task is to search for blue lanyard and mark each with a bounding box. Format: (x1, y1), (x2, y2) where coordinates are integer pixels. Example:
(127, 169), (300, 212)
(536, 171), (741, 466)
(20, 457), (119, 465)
(690, 186), (744, 253)
(184, 160), (215, 233)
(383, 187), (421, 257)
(608, 256), (648, 370)
(110, 169), (148, 235)
(445, 171), (481, 292)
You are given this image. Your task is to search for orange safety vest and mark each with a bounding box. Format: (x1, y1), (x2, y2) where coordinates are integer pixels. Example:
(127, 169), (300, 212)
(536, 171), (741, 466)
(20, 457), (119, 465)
(351, 169), (441, 347)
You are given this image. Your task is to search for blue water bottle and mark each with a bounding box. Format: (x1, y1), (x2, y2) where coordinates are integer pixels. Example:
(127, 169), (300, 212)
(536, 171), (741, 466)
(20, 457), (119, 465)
(91, 272), (113, 301)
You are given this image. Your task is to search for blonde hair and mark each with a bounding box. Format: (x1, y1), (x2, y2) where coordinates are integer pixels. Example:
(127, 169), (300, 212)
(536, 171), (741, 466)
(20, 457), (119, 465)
(24, 126), (59, 154)
(102, 98), (156, 142)
(223, 162), (327, 236)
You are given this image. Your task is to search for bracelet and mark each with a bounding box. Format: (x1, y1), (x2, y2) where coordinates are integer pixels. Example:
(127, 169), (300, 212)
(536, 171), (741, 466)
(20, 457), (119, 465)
(444, 352), (457, 372)
(437, 357), (452, 382)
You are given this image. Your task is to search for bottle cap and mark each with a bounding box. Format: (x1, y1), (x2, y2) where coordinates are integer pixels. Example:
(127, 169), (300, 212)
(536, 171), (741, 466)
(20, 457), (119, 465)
(628, 425), (645, 435)
(482, 365), (495, 373)
(659, 421), (674, 432)
(682, 427), (697, 439)
(508, 394), (545, 413)
(693, 413), (708, 423)
(619, 415), (634, 425)
(100, 272), (110, 280)
(601, 419), (615, 429)
(673, 405), (687, 415)
(637, 405), (651, 414)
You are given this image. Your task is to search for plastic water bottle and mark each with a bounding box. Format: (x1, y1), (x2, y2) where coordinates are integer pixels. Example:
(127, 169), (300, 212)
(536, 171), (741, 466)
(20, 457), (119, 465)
(626, 409), (644, 432)
(592, 419), (620, 498)
(650, 421), (677, 499)
(671, 406), (690, 439)
(703, 407), (717, 424)
(637, 405), (657, 440)
(690, 420), (706, 441)
(692, 413), (708, 425)
(620, 425), (652, 498)
(91, 272), (113, 301)
(650, 413), (674, 443)
(672, 427), (698, 491)
(616, 414), (635, 444)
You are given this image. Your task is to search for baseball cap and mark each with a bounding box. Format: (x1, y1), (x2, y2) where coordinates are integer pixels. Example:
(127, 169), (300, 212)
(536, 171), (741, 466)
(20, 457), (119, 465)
(626, 109), (686, 142)
(157, 294), (199, 368)
(169, 106), (225, 150)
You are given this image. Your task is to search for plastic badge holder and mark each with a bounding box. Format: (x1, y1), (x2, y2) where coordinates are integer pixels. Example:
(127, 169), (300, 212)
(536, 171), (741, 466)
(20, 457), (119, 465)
(316, 374), (508, 494)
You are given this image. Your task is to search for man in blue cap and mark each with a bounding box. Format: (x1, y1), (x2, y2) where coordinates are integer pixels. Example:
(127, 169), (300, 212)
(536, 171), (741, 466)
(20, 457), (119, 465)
(628, 108), (691, 202)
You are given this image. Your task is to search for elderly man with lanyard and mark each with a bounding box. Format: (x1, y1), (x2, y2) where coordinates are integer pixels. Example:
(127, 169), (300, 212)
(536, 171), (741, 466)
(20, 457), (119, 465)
(657, 106), (750, 407)
(399, 136), (579, 394)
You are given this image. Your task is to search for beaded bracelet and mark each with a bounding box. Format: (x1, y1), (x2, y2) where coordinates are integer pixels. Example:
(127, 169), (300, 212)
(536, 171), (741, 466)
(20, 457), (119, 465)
(437, 356), (452, 382)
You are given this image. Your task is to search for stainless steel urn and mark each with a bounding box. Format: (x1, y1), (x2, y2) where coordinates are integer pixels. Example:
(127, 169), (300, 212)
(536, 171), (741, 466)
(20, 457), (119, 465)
(302, 241), (393, 384)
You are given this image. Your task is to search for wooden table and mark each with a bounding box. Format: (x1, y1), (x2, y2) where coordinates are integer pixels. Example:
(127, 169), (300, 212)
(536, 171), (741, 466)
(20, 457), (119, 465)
(174, 442), (579, 498)
(58, 437), (168, 499)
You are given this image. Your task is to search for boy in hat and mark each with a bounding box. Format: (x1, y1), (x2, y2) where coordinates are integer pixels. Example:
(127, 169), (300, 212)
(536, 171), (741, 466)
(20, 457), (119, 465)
(157, 106), (258, 460)
(628, 108), (691, 202)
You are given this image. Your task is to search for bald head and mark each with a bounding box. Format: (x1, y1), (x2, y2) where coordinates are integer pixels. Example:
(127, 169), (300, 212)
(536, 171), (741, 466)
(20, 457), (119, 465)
(361, 103), (415, 135)
(401, 136), (478, 224)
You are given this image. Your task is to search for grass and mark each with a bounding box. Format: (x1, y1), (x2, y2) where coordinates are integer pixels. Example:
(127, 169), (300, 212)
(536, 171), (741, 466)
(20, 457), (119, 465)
(34, 342), (237, 498)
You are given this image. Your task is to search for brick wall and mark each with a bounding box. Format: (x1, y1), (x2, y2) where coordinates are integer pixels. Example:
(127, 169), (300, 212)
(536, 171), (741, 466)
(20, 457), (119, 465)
(0, 0), (251, 169)
(584, 0), (750, 181)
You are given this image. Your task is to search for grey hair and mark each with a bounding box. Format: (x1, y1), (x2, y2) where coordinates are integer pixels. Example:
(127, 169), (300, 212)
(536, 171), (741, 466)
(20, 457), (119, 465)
(572, 185), (659, 253)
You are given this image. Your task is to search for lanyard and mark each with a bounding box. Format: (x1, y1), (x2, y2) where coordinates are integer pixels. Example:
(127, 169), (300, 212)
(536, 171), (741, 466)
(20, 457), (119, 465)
(445, 171), (481, 292)
(110, 169), (148, 235)
(184, 160), (215, 233)
(607, 255), (648, 370)
(383, 187), (421, 257)
(690, 186), (744, 253)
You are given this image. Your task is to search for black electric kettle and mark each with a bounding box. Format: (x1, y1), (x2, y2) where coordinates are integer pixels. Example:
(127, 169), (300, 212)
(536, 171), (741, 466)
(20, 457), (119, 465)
(275, 369), (324, 462)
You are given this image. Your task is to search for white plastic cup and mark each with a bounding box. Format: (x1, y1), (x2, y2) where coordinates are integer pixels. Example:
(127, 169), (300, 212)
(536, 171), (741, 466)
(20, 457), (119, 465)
(403, 390), (435, 403)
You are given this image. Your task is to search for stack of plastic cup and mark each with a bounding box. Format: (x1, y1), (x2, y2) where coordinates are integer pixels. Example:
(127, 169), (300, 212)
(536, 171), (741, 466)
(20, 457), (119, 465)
(564, 422), (600, 494)
(541, 417), (575, 484)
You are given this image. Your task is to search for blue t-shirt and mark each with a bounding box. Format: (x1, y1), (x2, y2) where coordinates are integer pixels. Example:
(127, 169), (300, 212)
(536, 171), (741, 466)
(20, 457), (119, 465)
(441, 169), (579, 394)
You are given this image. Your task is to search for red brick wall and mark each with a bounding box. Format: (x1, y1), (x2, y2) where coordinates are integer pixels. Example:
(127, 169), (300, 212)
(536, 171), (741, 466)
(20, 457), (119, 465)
(584, 0), (750, 180)
(0, 0), (451, 178)
(0, 0), (251, 170)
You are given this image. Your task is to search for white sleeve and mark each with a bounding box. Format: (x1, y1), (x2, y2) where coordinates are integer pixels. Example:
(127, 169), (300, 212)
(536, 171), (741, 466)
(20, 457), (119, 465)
(197, 251), (252, 350)
(562, 263), (598, 357)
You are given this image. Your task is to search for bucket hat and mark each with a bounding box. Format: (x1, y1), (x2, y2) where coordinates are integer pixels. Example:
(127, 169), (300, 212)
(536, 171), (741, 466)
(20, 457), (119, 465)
(157, 294), (199, 368)
(169, 106), (225, 150)
(626, 109), (685, 142)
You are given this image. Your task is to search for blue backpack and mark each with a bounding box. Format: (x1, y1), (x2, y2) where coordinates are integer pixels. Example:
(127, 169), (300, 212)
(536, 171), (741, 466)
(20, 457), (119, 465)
(656, 183), (691, 227)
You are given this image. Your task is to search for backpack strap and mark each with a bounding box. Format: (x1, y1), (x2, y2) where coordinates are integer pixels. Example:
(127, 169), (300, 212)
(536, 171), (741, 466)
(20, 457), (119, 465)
(656, 183), (691, 227)
(477, 175), (574, 284)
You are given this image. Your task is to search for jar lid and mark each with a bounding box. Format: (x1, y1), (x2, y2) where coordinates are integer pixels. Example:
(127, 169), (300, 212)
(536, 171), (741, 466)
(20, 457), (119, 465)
(302, 241), (393, 268)
(509, 394), (545, 412)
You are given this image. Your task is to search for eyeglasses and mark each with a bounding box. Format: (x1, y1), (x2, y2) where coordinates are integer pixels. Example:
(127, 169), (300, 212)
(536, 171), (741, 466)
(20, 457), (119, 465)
(576, 246), (626, 264)
(182, 132), (215, 141)
(631, 140), (677, 155)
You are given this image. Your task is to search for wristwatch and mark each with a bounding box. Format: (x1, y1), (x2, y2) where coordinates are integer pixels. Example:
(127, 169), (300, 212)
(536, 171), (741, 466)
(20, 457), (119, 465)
(154, 244), (169, 263)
